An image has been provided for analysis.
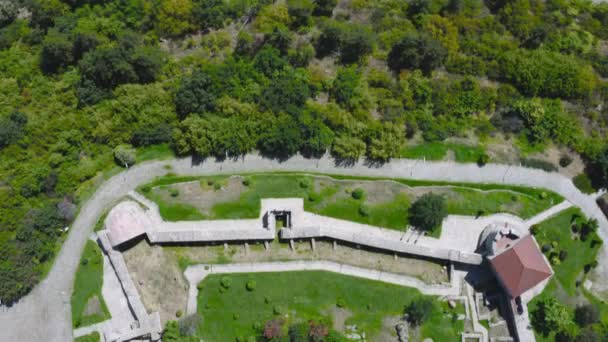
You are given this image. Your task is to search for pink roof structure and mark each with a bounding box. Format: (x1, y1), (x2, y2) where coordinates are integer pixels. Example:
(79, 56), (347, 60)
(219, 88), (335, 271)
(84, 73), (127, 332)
(105, 201), (149, 247)
(489, 234), (553, 298)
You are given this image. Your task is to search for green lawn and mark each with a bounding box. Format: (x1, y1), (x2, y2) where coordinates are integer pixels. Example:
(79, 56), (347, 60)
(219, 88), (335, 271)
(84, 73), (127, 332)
(74, 332), (100, 342)
(71, 240), (110, 328)
(141, 173), (561, 236)
(528, 208), (605, 341)
(400, 142), (486, 163)
(197, 271), (463, 341)
(532, 208), (601, 295)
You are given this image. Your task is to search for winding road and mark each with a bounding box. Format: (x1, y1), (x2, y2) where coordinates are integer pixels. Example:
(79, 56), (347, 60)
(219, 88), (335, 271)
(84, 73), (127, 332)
(1, 153), (607, 342)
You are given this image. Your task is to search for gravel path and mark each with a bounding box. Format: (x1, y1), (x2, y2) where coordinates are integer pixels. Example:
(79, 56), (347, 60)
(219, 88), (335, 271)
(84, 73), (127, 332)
(1, 153), (607, 342)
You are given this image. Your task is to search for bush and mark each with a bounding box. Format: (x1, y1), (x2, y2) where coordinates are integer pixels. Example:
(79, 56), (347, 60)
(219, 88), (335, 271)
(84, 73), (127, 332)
(477, 153), (490, 166)
(539, 192), (548, 199)
(233, 313), (240, 320)
(299, 178), (311, 189)
(531, 297), (571, 335)
(242, 178), (251, 186)
(336, 297), (346, 308)
(498, 49), (596, 99)
(409, 193), (447, 231)
(114, 144), (136, 167)
(246, 280), (256, 291)
(351, 188), (365, 199)
(220, 276), (232, 289)
(308, 192), (319, 202)
(273, 305), (284, 315)
(521, 158), (558, 172)
(559, 155), (573, 167)
(573, 173), (595, 194)
(574, 304), (599, 327)
(558, 250), (568, 261)
(213, 183), (221, 190)
(530, 224), (540, 235)
(541, 244), (552, 253)
(176, 310), (183, 318)
(405, 297), (434, 326)
(358, 204), (370, 217)
(170, 188), (179, 197)
(141, 185), (151, 193)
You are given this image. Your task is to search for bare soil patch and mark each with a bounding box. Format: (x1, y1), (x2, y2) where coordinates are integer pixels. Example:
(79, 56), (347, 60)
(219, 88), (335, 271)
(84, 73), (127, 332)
(527, 146), (584, 178)
(83, 295), (102, 317)
(373, 315), (402, 342)
(326, 307), (352, 332)
(122, 241), (189, 324)
(171, 240), (448, 283)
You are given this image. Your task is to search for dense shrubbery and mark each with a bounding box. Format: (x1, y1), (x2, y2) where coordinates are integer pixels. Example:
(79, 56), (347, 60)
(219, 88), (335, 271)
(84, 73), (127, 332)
(1, 0), (608, 307)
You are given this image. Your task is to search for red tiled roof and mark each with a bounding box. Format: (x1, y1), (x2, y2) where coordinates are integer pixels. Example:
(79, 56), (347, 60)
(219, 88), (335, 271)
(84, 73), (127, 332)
(489, 234), (552, 298)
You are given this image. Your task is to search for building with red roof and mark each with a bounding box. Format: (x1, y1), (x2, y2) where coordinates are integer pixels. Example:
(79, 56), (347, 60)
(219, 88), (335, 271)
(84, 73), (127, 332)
(489, 234), (553, 298)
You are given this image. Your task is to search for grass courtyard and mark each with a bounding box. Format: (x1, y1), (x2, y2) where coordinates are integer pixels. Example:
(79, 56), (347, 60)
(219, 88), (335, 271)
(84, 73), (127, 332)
(71, 240), (110, 328)
(196, 271), (464, 341)
(140, 173), (561, 235)
(528, 208), (605, 341)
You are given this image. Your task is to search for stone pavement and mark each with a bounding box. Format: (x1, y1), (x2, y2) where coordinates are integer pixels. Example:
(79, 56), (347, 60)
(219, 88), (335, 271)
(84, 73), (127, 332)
(524, 200), (573, 227)
(2, 153), (607, 341)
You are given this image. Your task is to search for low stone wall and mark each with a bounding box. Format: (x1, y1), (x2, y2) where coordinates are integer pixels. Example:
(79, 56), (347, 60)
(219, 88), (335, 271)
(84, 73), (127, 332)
(98, 231), (162, 342)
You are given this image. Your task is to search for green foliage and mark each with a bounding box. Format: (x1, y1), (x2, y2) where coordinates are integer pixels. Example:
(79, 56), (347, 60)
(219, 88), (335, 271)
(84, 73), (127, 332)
(330, 66), (369, 111)
(175, 70), (217, 117)
(315, 20), (374, 63)
(521, 158), (558, 172)
(351, 188), (365, 199)
(405, 297), (434, 326)
(287, 0), (314, 28)
(531, 297), (571, 335)
(113, 144), (136, 167)
(574, 304), (599, 327)
(388, 33), (447, 75)
(40, 30), (74, 74)
(221, 276), (232, 289)
(409, 193), (447, 231)
(0, 111), (27, 148)
(498, 49), (596, 99)
(573, 174), (595, 194)
(246, 280), (256, 291)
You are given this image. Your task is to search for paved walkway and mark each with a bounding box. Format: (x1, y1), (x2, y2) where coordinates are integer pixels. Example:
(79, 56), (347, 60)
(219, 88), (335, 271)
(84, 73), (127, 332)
(524, 200), (573, 227)
(1, 153), (607, 341)
(183, 260), (465, 316)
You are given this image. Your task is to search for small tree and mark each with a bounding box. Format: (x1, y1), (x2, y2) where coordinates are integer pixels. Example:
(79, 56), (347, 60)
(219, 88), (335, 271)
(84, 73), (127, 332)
(531, 297), (571, 335)
(574, 304), (599, 327)
(405, 297), (434, 326)
(220, 276), (232, 289)
(409, 193), (447, 231)
(477, 153), (490, 166)
(114, 144), (136, 167)
(246, 280), (256, 291)
(351, 188), (365, 199)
